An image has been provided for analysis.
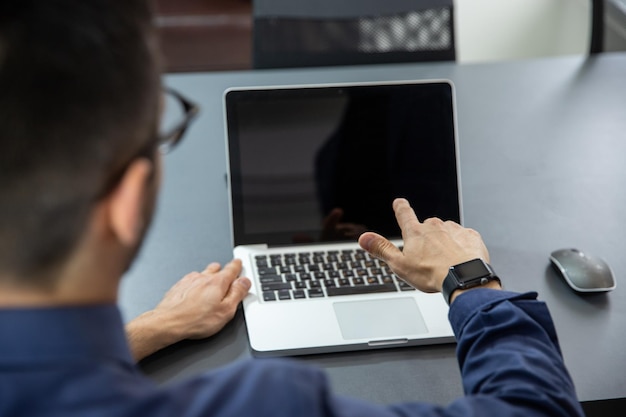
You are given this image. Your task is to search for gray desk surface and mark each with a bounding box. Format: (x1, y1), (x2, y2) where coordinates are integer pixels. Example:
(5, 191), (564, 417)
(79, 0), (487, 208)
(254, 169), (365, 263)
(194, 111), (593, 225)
(119, 52), (626, 404)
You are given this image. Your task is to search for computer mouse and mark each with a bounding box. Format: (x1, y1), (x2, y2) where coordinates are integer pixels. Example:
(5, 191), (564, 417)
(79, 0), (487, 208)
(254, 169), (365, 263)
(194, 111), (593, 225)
(549, 248), (616, 292)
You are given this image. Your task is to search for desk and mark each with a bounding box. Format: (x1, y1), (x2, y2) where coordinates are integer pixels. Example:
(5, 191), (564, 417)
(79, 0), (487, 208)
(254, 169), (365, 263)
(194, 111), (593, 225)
(119, 52), (626, 407)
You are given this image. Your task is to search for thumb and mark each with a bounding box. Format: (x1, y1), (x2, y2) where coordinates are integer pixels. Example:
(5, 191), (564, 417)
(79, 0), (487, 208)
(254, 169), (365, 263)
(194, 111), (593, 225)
(358, 232), (402, 264)
(223, 277), (251, 304)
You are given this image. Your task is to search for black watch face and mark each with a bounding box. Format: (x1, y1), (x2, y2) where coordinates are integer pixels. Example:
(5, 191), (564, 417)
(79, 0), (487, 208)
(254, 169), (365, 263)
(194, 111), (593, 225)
(454, 259), (490, 283)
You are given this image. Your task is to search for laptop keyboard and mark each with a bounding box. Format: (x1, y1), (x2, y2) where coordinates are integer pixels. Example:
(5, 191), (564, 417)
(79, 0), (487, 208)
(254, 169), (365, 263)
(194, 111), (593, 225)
(254, 248), (415, 302)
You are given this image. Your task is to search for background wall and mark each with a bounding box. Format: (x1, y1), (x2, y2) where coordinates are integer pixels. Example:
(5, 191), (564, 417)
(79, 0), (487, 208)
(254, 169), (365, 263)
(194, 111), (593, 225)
(457, 0), (590, 62)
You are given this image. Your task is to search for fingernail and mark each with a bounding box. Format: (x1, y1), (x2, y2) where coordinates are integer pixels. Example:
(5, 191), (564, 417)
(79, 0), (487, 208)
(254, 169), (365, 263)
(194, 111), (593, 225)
(238, 277), (252, 289)
(359, 233), (375, 252)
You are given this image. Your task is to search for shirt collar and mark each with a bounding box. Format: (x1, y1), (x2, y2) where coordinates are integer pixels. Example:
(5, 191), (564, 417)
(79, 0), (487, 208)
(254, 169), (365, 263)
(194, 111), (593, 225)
(0, 304), (134, 365)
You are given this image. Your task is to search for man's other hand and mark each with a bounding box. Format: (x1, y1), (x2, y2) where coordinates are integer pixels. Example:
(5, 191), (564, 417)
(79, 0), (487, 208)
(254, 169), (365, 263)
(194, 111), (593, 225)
(126, 259), (251, 361)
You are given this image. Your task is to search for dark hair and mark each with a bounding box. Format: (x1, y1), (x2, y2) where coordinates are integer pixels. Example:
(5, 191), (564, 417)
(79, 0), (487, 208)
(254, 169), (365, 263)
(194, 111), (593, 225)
(0, 0), (160, 283)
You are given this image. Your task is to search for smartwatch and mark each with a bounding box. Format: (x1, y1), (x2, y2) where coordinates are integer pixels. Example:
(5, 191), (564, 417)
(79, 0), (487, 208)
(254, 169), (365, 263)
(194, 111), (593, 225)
(441, 258), (500, 305)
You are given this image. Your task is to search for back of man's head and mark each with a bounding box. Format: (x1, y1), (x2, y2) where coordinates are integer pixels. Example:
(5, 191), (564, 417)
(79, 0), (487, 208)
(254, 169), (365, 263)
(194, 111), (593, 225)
(0, 0), (159, 285)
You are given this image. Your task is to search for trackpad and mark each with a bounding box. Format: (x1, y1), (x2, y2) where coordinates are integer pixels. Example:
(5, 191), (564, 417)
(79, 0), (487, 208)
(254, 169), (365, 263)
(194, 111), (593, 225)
(333, 298), (428, 340)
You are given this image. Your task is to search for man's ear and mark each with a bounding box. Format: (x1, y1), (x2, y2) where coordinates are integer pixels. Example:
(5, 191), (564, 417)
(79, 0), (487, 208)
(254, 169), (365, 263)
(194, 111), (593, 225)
(106, 159), (153, 247)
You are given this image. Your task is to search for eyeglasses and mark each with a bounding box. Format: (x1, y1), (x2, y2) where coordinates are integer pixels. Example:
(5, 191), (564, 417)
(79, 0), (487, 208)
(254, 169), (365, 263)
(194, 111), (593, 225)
(94, 87), (200, 200)
(158, 87), (200, 154)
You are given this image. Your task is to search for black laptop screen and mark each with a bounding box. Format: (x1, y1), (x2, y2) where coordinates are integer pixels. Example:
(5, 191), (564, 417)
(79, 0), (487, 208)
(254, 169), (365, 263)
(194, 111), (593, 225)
(225, 81), (460, 246)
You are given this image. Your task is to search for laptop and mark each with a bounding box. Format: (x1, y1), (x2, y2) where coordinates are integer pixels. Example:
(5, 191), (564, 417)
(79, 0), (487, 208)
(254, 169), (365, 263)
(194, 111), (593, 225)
(224, 80), (461, 356)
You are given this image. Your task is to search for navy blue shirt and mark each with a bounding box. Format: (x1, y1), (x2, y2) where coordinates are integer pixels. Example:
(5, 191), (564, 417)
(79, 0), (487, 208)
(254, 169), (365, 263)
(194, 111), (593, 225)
(0, 290), (584, 417)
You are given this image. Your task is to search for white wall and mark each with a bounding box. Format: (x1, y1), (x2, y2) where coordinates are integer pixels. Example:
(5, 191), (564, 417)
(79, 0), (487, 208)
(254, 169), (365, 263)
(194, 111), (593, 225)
(456, 0), (590, 62)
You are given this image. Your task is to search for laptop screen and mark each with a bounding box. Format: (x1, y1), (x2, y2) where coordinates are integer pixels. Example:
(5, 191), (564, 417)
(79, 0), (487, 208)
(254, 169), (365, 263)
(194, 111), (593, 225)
(225, 81), (461, 246)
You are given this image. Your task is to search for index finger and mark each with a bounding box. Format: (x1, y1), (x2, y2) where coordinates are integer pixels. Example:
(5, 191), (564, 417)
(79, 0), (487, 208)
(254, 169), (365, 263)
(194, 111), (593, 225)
(217, 259), (247, 298)
(393, 198), (421, 233)
(220, 259), (243, 279)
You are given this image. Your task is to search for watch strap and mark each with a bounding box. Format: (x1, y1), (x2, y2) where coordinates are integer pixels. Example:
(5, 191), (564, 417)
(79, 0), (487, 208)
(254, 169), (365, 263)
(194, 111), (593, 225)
(441, 270), (461, 306)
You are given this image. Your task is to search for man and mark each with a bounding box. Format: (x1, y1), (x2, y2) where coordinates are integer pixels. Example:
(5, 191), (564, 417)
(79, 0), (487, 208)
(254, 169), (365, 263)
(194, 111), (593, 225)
(0, 1), (584, 417)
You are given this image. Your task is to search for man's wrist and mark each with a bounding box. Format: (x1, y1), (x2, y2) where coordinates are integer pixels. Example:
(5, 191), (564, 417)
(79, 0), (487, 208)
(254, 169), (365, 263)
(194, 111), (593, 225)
(125, 310), (182, 361)
(449, 279), (502, 304)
